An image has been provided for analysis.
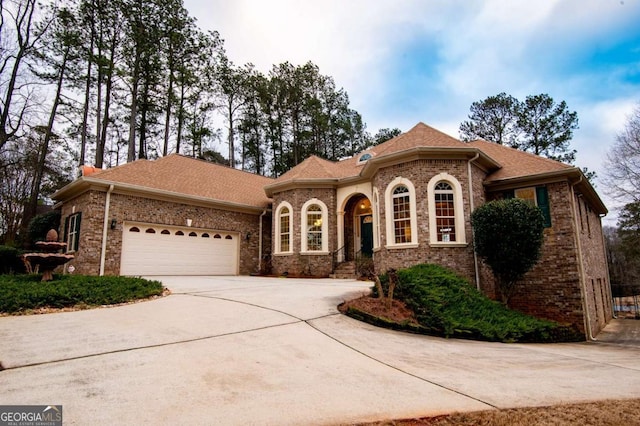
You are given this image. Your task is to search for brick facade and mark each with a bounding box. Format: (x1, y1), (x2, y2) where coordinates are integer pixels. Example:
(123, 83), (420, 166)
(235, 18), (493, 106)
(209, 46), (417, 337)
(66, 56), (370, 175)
(54, 128), (613, 339)
(372, 159), (477, 282)
(270, 188), (337, 277)
(482, 180), (613, 336)
(60, 190), (266, 276)
(271, 164), (612, 338)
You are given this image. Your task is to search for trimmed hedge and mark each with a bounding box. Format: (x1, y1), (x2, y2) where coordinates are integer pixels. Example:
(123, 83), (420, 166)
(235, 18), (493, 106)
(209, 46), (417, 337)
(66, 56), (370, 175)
(0, 274), (164, 314)
(372, 264), (583, 343)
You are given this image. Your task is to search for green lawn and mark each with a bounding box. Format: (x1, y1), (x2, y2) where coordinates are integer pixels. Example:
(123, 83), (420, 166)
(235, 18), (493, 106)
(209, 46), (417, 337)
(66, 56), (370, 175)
(0, 274), (164, 314)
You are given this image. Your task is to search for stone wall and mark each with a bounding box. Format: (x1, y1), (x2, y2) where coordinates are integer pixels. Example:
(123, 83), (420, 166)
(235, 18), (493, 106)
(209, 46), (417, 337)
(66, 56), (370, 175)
(60, 190), (265, 276)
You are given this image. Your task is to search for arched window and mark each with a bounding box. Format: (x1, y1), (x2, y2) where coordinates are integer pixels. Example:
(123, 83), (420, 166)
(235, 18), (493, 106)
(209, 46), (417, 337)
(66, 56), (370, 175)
(214, 234), (221, 239)
(225, 235), (233, 240)
(306, 205), (323, 251)
(129, 227), (140, 233)
(202, 233), (210, 238)
(145, 228), (156, 234)
(275, 202), (293, 254)
(301, 199), (328, 253)
(176, 230), (184, 236)
(384, 177), (417, 247)
(434, 182), (456, 242)
(357, 152), (373, 164)
(161, 229), (170, 235)
(189, 231), (197, 237)
(428, 174), (466, 245)
(392, 186), (411, 243)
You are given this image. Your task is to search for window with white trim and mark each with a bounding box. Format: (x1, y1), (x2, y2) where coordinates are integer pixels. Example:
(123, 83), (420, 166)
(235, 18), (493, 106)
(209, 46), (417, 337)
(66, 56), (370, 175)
(65, 213), (81, 252)
(306, 205), (323, 251)
(384, 177), (418, 247)
(427, 174), (466, 245)
(434, 182), (456, 242)
(275, 202), (293, 254)
(301, 199), (328, 253)
(392, 186), (411, 243)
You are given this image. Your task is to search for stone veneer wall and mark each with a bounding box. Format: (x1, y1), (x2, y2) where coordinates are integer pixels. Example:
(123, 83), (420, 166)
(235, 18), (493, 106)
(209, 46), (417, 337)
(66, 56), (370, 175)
(372, 159), (478, 283)
(271, 188), (337, 277)
(60, 190), (265, 276)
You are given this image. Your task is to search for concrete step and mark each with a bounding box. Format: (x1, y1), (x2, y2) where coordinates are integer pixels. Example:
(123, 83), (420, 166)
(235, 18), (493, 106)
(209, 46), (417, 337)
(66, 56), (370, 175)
(331, 261), (357, 279)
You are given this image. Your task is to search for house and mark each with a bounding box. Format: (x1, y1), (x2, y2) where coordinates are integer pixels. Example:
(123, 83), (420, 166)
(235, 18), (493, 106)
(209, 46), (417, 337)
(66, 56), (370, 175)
(53, 122), (613, 338)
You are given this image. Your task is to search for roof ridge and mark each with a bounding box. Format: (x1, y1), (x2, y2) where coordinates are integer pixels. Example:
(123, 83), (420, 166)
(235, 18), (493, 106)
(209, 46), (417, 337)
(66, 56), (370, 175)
(170, 153), (275, 181)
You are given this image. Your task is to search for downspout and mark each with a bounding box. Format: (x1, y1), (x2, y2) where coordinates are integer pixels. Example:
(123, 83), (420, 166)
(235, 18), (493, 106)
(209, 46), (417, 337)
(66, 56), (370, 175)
(258, 209), (267, 273)
(600, 213), (617, 319)
(468, 152), (481, 290)
(99, 184), (115, 276)
(570, 177), (596, 340)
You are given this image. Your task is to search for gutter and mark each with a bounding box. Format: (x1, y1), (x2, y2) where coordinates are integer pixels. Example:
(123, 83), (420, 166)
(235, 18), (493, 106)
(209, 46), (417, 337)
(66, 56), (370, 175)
(99, 184), (115, 276)
(570, 176), (596, 340)
(468, 152), (481, 290)
(54, 176), (269, 215)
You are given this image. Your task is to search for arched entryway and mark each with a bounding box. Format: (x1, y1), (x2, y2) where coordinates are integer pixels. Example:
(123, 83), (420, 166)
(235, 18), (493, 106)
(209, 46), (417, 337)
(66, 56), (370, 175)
(342, 194), (373, 261)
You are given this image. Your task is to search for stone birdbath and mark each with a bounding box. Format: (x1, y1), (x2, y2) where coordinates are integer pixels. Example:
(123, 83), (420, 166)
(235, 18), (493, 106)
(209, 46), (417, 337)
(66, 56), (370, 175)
(22, 229), (75, 282)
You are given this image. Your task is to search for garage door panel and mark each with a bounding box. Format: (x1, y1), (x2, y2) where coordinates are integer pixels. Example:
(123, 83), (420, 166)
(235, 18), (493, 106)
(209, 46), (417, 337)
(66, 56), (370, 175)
(120, 223), (238, 276)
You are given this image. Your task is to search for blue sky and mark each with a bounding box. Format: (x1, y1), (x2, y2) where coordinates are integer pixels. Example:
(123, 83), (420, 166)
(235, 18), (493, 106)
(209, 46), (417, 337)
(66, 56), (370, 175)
(185, 0), (640, 223)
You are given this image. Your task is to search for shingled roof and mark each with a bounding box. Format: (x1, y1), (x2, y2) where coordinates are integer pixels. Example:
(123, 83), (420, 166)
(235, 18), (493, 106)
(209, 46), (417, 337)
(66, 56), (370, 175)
(54, 154), (273, 210)
(270, 122), (475, 186)
(468, 139), (574, 183)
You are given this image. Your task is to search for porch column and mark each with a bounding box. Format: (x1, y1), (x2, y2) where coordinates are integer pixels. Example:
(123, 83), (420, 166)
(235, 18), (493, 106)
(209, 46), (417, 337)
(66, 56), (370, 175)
(337, 210), (345, 262)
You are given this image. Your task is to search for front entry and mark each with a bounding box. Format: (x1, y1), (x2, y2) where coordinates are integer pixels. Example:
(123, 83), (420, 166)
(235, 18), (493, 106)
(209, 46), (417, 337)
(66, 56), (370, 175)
(360, 215), (373, 256)
(342, 194), (373, 261)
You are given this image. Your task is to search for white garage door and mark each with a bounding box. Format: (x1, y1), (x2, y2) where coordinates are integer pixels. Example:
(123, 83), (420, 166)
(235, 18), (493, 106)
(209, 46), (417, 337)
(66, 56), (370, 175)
(120, 222), (239, 276)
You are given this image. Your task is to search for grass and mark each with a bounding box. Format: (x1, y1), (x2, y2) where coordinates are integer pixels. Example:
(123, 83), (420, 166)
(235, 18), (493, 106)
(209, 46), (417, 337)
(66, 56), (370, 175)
(370, 264), (582, 343)
(357, 398), (640, 425)
(0, 274), (164, 314)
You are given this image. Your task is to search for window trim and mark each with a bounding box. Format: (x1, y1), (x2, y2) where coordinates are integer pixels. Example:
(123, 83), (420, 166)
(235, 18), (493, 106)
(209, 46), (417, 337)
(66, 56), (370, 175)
(384, 177), (418, 248)
(65, 212), (82, 253)
(301, 198), (329, 254)
(372, 187), (381, 250)
(511, 186), (552, 228)
(274, 201), (293, 254)
(427, 174), (466, 246)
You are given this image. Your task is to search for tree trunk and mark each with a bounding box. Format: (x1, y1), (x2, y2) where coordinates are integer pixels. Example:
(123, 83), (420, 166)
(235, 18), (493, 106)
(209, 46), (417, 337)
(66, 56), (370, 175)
(24, 47), (69, 239)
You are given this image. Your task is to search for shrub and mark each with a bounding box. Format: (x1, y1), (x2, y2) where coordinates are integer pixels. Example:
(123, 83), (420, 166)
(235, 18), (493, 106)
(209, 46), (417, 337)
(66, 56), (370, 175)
(471, 198), (545, 305)
(0, 245), (25, 274)
(27, 210), (61, 244)
(374, 264), (581, 343)
(0, 274), (164, 313)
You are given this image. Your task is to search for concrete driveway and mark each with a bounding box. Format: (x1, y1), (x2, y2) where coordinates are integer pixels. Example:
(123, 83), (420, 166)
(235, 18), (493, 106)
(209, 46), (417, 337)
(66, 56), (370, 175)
(1, 276), (639, 425)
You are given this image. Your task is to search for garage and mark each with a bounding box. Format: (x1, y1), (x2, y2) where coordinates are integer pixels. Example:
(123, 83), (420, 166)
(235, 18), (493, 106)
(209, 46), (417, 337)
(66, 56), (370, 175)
(120, 222), (239, 276)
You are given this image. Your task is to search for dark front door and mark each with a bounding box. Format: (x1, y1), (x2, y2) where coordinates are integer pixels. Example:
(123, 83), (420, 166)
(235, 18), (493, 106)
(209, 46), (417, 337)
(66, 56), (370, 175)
(360, 215), (373, 256)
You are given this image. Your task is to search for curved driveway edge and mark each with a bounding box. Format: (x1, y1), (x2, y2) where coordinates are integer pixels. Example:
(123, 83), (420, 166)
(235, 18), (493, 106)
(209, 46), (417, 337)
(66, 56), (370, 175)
(1, 276), (639, 425)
